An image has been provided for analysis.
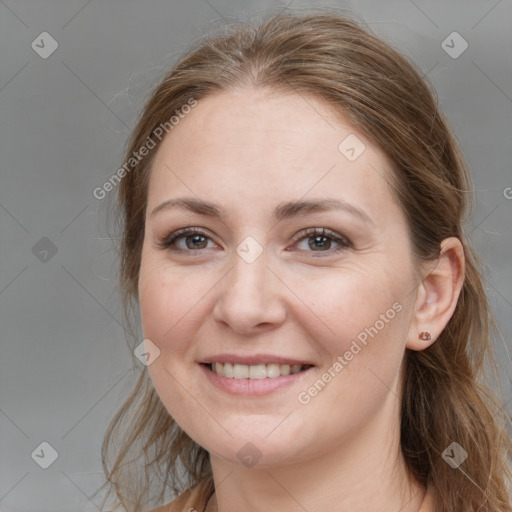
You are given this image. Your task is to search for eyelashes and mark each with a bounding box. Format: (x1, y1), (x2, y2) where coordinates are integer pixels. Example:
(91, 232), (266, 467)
(289, 227), (351, 255)
(156, 227), (215, 252)
(155, 226), (352, 257)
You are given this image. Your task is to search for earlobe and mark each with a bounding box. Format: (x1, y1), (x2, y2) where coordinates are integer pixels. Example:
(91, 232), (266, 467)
(406, 237), (465, 351)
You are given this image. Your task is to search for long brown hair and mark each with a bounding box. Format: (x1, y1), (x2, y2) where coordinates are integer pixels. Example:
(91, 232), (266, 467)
(97, 10), (512, 511)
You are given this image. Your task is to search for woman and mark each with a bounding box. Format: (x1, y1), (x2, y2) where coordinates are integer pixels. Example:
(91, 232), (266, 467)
(99, 10), (512, 512)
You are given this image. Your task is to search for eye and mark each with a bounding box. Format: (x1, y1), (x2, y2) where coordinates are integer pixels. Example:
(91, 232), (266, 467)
(155, 228), (217, 253)
(155, 226), (351, 256)
(290, 227), (351, 256)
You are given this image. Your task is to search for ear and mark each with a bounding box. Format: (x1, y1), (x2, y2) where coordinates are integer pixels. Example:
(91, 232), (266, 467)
(406, 237), (465, 351)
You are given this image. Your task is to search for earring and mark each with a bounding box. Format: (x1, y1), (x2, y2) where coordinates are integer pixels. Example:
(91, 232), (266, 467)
(419, 331), (432, 341)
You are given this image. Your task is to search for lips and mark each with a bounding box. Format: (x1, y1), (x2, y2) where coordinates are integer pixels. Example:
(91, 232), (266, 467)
(199, 358), (315, 396)
(198, 353), (315, 383)
(208, 361), (312, 379)
(199, 353), (314, 367)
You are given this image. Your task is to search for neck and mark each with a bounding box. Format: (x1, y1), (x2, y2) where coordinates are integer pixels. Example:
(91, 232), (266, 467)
(207, 392), (426, 512)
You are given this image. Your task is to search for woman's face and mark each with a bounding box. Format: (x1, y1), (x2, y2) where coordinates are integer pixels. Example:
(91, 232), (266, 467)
(138, 88), (421, 467)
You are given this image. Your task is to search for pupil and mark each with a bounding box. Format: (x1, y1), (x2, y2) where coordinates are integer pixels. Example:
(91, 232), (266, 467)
(187, 235), (207, 249)
(310, 235), (330, 250)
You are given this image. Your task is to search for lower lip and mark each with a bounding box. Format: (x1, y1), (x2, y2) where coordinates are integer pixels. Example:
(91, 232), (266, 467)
(199, 363), (314, 396)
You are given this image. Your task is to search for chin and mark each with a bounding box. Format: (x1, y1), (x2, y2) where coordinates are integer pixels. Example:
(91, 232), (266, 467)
(202, 428), (314, 469)
(209, 445), (305, 469)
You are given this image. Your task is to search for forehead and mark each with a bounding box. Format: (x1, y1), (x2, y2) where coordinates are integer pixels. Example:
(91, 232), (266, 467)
(147, 88), (400, 224)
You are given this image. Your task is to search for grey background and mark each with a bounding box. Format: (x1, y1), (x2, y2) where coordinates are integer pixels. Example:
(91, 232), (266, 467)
(1, 1), (511, 510)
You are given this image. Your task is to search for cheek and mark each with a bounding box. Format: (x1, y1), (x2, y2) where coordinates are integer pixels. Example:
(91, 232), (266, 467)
(138, 257), (207, 350)
(284, 262), (409, 355)
(289, 265), (411, 417)
(138, 257), (215, 432)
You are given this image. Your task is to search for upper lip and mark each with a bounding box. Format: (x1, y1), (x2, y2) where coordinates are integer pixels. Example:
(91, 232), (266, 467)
(199, 353), (315, 366)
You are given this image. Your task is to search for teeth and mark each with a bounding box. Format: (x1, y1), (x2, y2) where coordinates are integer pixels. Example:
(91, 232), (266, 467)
(249, 364), (266, 380)
(214, 362), (224, 376)
(223, 362), (234, 378)
(266, 363), (281, 378)
(234, 363), (249, 379)
(210, 362), (307, 379)
(291, 364), (302, 374)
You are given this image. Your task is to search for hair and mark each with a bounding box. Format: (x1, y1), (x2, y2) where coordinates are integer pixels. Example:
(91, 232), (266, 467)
(97, 9), (512, 512)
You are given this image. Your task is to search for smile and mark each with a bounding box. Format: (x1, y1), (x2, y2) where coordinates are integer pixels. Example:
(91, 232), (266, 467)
(199, 361), (315, 396)
(209, 362), (312, 379)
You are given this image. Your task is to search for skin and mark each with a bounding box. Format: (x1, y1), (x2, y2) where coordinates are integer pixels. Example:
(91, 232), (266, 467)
(138, 87), (464, 511)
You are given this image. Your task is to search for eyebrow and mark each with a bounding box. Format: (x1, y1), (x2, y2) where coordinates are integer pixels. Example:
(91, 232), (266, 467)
(150, 197), (374, 225)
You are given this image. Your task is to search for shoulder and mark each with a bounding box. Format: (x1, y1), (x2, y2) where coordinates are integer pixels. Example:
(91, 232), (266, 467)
(149, 475), (214, 512)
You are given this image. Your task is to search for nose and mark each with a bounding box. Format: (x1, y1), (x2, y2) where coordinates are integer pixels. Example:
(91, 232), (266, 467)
(212, 246), (287, 335)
